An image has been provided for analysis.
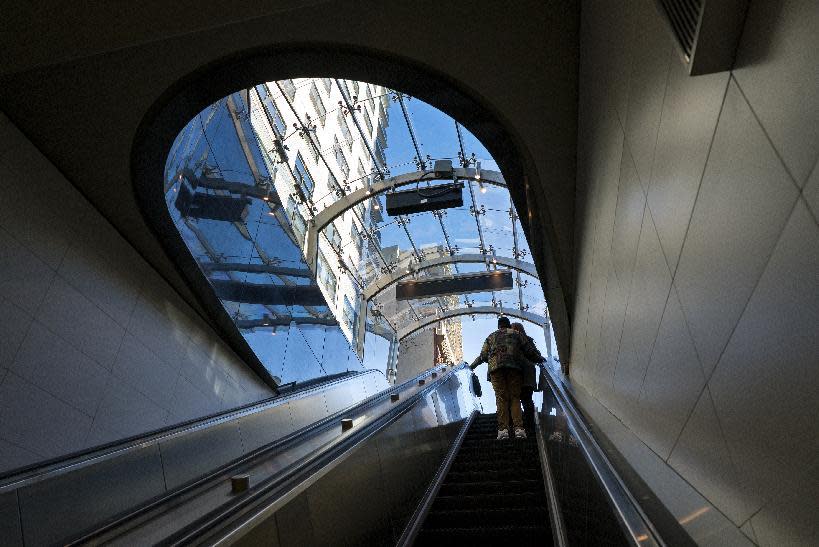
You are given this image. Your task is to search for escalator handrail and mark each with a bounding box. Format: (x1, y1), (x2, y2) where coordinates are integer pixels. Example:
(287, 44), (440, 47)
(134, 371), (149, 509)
(396, 409), (478, 546)
(534, 410), (569, 547)
(168, 364), (473, 546)
(542, 366), (665, 547)
(68, 364), (456, 546)
(0, 369), (377, 490)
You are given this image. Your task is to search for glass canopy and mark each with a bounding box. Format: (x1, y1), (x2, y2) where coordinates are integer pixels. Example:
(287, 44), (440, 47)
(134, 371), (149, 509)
(163, 78), (548, 385)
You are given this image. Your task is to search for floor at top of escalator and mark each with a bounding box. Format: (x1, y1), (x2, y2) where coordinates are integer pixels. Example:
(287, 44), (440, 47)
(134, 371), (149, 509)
(415, 413), (552, 546)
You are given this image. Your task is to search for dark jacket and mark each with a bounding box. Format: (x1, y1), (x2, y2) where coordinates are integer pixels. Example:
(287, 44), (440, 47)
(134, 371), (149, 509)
(519, 335), (544, 388)
(470, 328), (542, 374)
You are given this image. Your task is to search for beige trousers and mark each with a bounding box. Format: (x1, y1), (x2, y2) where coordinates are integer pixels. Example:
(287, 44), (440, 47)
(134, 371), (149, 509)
(490, 367), (523, 431)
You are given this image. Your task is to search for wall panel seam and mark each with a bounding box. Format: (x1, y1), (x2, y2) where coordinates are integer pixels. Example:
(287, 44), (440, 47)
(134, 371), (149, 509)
(729, 74), (802, 190)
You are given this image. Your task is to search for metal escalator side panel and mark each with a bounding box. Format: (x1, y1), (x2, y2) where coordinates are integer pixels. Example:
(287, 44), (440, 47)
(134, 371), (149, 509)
(541, 368), (669, 547)
(396, 410), (478, 546)
(105, 365), (475, 546)
(534, 411), (569, 547)
(1, 370), (379, 547)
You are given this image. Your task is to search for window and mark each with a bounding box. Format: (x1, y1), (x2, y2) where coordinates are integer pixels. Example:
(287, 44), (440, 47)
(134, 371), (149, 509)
(317, 252), (337, 302)
(354, 201), (366, 221)
(343, 295), (358, 335)
(374, 140), (386, 169)
(309, 82), (326, 126)
(376, 103), (388, 137)
(351, 222), (363, 254)
(287, 195), (307, 242)
(338, 110), (353, 151)
(321, 78), (332, 94)
(280, 79), (296, 102)
(326, 221), (342, 250)
(376, 120), (387, 148)
(334, 136), (350, 178)
(256, 84), (286, 135)
(294, 153), (315, 196)
(356, 159), (371, 190)
(349, 79), (360, 99)
(307, 133), (320, 163)
(364, 85), (374, 111)
(327, 173), (340, 196)
(361, 106), (373, 137)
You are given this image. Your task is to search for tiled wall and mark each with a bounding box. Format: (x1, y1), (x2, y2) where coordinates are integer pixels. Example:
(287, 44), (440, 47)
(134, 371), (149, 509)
(571, 1), (817, 545)
(0, 113), (273, 474)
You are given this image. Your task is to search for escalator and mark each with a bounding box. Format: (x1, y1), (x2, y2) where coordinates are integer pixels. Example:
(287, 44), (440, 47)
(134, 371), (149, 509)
(1, 362), (685, 546)
(415, 413), (550, 545)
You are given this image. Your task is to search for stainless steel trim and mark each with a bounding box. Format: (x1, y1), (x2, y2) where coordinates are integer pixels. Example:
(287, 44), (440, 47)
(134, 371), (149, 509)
(534, 411), (568, 547)
(0, 370), (378, 492)
(70, 365), (453, 546)
(396, 409), (478, 547)
(191, 365), (472, 547)
(543, 368), (664, 547)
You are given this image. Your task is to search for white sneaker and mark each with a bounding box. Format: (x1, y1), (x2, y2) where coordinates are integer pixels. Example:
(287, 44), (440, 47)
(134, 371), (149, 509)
(514, 428), (527, 439)
(496, 429), (509, 440)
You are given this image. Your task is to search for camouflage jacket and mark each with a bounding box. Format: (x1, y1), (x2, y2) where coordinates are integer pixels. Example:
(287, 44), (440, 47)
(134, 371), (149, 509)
(470, 328), (543, 373)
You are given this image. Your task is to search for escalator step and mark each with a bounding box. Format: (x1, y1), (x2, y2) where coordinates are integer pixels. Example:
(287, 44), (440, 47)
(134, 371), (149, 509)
(448, 459), (538, 474)
(446, 461), (541, 476)
(424, 506), (549, 528)
(445, 467), (542, 483)
(417, 414), (553, 544)
(453, 449), (539, 462)
(415, 525), (551, 545)
(454, 446), (539, 459)
(432, 491), (546, 510)
(438, 479), (544, 497)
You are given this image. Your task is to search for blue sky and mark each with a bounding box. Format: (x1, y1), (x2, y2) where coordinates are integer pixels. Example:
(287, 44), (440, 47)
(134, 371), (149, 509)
(379, 92), (555, 409)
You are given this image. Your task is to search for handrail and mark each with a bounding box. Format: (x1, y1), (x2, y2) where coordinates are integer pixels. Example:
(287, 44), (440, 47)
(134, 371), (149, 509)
(179, 364), (472, 546)
(534, 411), (569, 547)
(542, 366), (665, 547)
(70, 364), (456, 546)
(397, 409), (478, 546)
(0, 369), (375, 491)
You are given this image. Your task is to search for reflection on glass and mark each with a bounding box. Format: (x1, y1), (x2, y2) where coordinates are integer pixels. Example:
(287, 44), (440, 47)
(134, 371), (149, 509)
(163, 77), (549, 387)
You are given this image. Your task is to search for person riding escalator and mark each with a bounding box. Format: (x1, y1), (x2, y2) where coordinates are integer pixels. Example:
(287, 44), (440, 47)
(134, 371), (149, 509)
(510, 322), (545, 434)
(469, 316), (543, 440)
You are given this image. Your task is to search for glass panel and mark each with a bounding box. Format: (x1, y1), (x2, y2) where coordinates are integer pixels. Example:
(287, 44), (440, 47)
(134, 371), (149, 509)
(163, 77), (546, 388)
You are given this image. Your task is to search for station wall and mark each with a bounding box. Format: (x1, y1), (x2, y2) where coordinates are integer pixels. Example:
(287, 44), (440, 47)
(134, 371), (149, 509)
(0, 114), (273, 474)
(570, 0), (818, 545)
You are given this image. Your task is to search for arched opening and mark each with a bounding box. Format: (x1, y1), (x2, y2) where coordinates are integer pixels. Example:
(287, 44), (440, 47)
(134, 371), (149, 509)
(133, 50), (559, 389)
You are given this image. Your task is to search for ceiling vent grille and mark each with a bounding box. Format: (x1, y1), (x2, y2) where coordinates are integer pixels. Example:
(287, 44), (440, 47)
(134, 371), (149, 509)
(655, 0), (749, 75)
(658, 0), (701, 59)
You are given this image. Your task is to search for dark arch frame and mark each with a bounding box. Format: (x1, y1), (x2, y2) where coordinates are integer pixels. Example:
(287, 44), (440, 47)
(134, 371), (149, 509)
(130, 43), (548, 388)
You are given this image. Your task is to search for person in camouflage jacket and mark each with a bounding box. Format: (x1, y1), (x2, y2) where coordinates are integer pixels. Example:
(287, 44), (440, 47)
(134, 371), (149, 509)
(470, 316), (543, 439)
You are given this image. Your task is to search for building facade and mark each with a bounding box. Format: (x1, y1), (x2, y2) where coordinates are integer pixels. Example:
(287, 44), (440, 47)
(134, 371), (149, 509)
(249, 78), (391, 349)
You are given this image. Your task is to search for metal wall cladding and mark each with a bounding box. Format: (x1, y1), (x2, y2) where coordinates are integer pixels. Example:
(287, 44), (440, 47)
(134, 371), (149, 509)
(160, 420), (246, 491)
(235, 369), (478, 547)
(0, 491), (22, 547)
(238, 400), (296, 454)
(288, 391), (331, 431)
(2, 371), (381, 546)
(17, 444), (165, 546)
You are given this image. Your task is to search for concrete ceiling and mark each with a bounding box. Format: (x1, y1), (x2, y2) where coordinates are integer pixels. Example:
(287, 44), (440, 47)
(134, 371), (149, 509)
(0, 0), (579, 364)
